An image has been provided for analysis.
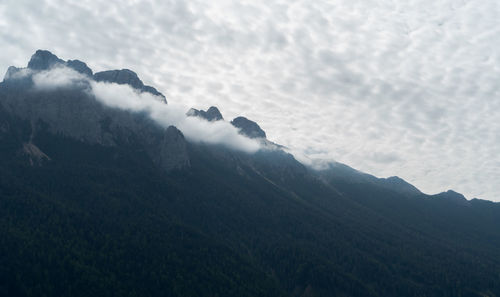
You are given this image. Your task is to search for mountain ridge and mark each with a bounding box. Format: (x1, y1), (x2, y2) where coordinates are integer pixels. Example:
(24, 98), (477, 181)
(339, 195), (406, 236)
(1, 49), (488, 202)
(0, 50), (485, 201)
(4, 49), (166, 102)
(1, 50), (499, 297)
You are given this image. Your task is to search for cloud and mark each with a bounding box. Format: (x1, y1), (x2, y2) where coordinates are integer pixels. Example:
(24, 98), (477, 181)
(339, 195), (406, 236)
(2, 0), (500, 200)
(91, 80), (261, 152)
(4, 67), (32, 80)
(32, 67), (88, 90)
(30, 66), (261, 153)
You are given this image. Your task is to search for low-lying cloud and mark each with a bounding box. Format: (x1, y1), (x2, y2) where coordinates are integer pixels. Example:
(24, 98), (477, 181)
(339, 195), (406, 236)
(3, 0), (500, 200)
(31, 66), (261, 153)
(32, 67), (87, 90)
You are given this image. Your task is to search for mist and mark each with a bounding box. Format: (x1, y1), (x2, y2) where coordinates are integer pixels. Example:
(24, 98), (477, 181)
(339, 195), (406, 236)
(30, 66), (261, 153)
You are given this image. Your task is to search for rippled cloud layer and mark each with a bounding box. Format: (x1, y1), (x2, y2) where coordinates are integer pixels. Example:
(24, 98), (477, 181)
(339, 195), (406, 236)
(2, 0), (500, 200)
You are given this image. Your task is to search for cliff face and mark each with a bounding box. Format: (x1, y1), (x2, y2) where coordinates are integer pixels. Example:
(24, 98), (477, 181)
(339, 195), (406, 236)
(186, 106), (224, 121)
(231, 116), (266, 139)
(0, 51), (185, 172)
(94, 69), (166, 100)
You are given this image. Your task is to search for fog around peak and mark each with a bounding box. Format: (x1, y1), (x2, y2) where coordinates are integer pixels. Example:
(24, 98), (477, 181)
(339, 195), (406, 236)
(28, 66), (261, 153)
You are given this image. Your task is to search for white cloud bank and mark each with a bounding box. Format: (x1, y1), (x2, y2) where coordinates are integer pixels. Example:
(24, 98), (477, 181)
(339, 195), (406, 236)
(32, 67), (87, 90)
(31, 67), (261, 153)
(2, 0), (500, 200)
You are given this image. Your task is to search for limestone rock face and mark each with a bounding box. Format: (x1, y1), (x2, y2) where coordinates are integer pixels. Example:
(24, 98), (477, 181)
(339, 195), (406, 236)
(67, 60), (93, 76)
(231, 116), (266, 139)
(94, 69), (166, 102)
(155, 126), (190, 170)
(3, 49), (167, 104)
(186, 106), (223, 121)
(27, 50), (64, 70)
(205, 106), (224, 121)
(0, 50), (185, 171)
(94, 69), (144, 89)
(1, 86), (187, 171)
(26, 51), (93, 77)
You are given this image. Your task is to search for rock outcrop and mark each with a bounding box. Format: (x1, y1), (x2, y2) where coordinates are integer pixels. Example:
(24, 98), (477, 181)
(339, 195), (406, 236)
(94, 69), (166, 101)
(231, 116), (266, 139)
(3, 49), (166, 103)
(186, 106), (224, 121)
(27, 50), (64, 70)
(67, 60), (93, 76)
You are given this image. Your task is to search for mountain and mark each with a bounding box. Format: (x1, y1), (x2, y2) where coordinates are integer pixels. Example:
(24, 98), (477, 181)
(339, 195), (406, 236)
(94, 69), (165, 99)
(6, 49), (166, 102)
(318, 162), (422, 197)
(431, 190), (469, 206)
(1, 50), (500, 297)
(186, 106), (224, 121)
(231, 116), (267, 138)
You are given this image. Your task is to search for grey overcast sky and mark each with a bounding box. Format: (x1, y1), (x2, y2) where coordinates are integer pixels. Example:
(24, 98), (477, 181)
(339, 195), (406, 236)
(1, 0), (500, 201)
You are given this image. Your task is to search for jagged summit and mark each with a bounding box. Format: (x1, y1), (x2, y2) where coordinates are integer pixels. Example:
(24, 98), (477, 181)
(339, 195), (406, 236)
(3, 66), (27, 82)
(67, 60), (93, 76)
(94, 69), (143, 88)
(26, 50), (93, 77)
(4, 49), (166, 102)
(186, 106), (224, 121)
(94, 69), (164, 99)
(206, 106), (223, 121)
(231, 116), (266, 139)
(27, 49), (64, 70)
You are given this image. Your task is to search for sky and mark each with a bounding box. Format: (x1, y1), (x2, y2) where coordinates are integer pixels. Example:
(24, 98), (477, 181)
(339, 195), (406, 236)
(1, 0), (500, 201)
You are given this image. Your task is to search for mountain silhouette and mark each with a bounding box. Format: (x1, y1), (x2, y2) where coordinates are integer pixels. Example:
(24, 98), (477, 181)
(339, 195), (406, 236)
(1, 50), (499, 297)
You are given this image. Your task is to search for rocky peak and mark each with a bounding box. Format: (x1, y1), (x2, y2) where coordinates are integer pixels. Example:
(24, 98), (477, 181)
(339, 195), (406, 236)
(1, 50), (185, 171)
(94, 69), (143, 88)
(231, 116), (266, 139)
(206, 107), (223, 121)
(6, 50), (92, 80)
(186, 106), (224, 121)
(27, 50), (64, 70)
(66, 60), (93, 76)
(14, 49), (167, 102)
(93, 69), (166, 101)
